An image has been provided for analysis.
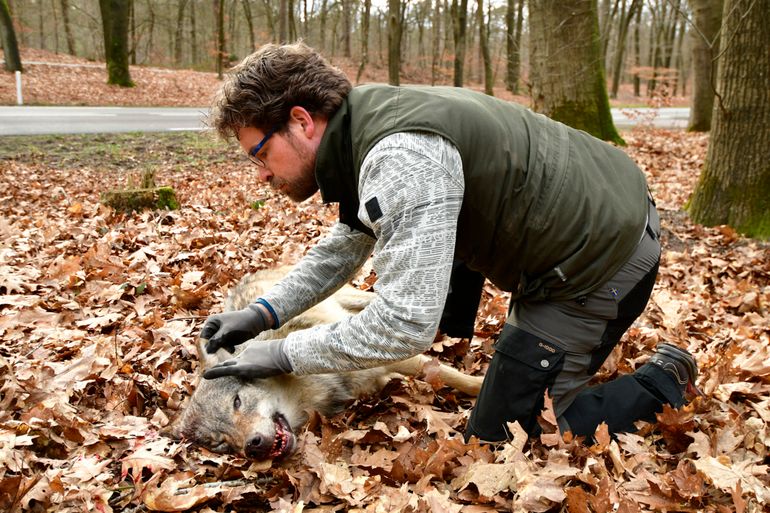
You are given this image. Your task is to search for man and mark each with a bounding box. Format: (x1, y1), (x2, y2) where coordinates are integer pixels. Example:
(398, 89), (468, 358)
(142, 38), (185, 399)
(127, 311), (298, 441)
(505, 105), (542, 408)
(200, 42), (698, 441)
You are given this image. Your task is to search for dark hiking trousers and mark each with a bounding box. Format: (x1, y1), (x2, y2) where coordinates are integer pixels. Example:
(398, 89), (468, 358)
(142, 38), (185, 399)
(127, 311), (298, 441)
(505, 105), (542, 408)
(465, 201), (679, 441)
(439, 260), (486, 338)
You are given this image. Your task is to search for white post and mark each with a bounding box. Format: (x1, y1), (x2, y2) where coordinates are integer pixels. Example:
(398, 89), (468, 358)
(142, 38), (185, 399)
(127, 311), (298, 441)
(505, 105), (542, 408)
(15, 71), (23, 106)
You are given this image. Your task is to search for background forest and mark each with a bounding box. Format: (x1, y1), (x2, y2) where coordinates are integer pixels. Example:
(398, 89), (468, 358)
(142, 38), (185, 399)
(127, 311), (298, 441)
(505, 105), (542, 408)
(5, 0), (698, 102)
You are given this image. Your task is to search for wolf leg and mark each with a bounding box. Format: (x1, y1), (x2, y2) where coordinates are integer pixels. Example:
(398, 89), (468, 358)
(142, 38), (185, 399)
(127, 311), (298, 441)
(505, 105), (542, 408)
(386, 355), (482, 396)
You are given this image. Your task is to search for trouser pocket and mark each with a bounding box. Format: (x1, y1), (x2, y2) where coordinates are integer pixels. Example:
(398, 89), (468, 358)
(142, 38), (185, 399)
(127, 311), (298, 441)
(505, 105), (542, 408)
(466, 324), (564, 441)
(587, 261), (659, 375)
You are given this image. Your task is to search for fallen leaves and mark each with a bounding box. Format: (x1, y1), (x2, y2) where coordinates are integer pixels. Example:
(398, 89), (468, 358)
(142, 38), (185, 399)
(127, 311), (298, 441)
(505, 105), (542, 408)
(1, 124), (769, 512)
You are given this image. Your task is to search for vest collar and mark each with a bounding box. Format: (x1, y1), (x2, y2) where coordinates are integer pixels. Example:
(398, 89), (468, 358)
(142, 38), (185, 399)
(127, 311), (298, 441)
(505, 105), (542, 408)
(314, 98), (375, 237)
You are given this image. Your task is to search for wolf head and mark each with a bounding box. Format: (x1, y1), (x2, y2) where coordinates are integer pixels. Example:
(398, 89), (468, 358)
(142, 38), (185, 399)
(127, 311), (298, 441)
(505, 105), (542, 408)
(171, 368), (307, 460)
(170, 335), (359, 461)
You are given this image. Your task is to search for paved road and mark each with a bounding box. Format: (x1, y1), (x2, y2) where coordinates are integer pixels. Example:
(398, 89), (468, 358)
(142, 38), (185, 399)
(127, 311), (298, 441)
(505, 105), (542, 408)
(0, 106), (208, 136)
(0, 106), (690, 136)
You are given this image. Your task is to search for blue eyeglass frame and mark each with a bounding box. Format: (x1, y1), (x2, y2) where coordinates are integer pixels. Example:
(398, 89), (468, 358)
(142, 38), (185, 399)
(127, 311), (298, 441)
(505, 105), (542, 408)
(248, 126), (280, 167)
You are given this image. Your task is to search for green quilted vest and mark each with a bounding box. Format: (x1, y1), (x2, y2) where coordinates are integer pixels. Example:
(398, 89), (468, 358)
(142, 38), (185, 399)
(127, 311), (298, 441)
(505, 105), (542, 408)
(315, 85), (649, 300)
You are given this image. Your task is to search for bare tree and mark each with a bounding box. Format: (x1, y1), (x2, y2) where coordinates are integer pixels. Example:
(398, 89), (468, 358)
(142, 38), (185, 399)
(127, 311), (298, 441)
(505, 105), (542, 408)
(242, 0), (256, 52)
(689, 0), (770, 237)
(505, 0), (524, 93)
(451, 0), (468, 86)
(60, 0), (76, 54)
(279, 0), (288, 43)
(610, 0), (642, 98)
(431, 0), (442, 84)
(215, 0), (225, 78)
(357, 0), (372, 83)
(388, 0), (403, 85)
(476, 0), (493, 94)
(174, 0), (188, 66)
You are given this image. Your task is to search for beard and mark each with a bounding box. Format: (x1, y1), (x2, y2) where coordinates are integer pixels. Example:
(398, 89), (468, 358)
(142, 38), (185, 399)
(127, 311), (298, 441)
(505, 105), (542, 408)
(274, 132), (320, 202)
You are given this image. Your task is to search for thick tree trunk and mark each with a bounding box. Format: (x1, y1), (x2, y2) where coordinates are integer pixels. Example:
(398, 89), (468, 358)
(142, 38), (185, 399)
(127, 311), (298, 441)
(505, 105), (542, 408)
(451, 0), (468, 86)
(477, 0), (493, 95)
(529, 0), (623, 144)
(689, 0), (770, 238)
(0, 0), (22, 72)
(388, 0), (402, 85)
(99, 0), (133, 87)
(687, 0), (723, 132)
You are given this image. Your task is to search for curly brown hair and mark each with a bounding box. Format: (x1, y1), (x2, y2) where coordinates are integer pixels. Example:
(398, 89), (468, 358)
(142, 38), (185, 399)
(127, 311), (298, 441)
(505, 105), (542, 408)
(209, 42), (352, 140)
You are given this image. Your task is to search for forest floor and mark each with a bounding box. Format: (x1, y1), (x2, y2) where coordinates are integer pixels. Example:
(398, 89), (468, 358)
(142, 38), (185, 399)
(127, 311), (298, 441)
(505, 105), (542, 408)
(1, 47), (689, 108)
(1, 48), (768, 512)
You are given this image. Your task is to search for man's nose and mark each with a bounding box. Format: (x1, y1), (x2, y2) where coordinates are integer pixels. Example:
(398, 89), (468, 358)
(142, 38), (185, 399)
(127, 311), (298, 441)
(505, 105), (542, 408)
(258, 168), (272, 182)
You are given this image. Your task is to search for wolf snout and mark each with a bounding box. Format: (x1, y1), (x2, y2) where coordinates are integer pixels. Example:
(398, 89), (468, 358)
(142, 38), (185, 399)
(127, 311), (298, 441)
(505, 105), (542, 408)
(245, 434), (272, 460)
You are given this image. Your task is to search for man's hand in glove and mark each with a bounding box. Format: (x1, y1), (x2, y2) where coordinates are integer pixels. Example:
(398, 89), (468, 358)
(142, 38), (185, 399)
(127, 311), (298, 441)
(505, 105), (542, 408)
(202, 339), (293, 380)
(201, 304), (273, 354)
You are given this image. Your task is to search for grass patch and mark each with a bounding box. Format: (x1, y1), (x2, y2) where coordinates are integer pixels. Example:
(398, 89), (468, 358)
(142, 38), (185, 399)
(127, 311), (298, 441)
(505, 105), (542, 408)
(0, 131), (239, 171)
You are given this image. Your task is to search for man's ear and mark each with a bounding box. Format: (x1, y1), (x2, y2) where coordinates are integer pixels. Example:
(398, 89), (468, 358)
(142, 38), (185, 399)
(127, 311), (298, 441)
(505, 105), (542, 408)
(288, 106), (316, 138)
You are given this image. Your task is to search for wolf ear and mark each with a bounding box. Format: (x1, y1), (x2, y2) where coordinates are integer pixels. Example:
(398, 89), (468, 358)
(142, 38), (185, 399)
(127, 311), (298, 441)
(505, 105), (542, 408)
(195, 337), (232, 371)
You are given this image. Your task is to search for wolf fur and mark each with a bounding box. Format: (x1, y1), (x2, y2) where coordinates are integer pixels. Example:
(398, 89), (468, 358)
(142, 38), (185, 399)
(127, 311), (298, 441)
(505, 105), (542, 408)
(172, 266), (483, 461)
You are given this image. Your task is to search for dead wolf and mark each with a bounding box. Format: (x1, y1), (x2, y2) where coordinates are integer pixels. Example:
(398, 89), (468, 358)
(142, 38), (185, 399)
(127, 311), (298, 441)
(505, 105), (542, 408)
(172, 266), (483, 461)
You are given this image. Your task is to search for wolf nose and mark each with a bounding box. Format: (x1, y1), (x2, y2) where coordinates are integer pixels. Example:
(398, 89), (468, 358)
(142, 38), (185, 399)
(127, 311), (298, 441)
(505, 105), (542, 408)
(245, 435), (271, 459)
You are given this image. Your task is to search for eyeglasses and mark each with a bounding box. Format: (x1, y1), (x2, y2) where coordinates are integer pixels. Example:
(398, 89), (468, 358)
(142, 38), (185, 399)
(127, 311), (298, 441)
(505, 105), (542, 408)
(248, 126), (279, 168)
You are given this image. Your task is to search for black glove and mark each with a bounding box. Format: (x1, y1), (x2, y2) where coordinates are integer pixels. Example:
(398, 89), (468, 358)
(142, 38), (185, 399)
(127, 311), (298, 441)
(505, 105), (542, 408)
(201, 305), (271, 354)
(202, 339), (293, 380)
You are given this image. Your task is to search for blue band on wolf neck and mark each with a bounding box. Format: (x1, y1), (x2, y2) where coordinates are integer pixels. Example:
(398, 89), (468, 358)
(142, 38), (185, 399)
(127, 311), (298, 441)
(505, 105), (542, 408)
(255, 298), (280, 328)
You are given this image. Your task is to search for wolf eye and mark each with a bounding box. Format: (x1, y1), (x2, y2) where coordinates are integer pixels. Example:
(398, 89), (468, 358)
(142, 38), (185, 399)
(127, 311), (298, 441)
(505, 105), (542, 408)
(233, 394), (241, 410)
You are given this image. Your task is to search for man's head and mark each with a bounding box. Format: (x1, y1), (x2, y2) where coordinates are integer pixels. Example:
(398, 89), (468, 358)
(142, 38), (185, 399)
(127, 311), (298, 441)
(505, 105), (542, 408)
(210, 42), (352, 202)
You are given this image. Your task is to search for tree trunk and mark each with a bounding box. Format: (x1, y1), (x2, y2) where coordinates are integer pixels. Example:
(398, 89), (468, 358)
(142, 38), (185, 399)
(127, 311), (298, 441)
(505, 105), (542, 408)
(431, 0), (442, 85)
(632, 0), (641, 96)
(388, 0), (402, 85)
(174, 0), (188, 66)
(610, 0), (641, 98)
(529, 0), (623, 144)
(99, 0), (133, 86)
(689, 0), (770, 238)
(242, 0), (256, 52)
(687, 0), (723, 132)
(279, 0), (288, 43)
(0, 0), (22, 72)
(129, 0), (136, 64)
(342, 0), (352, 58)
(356, 0), (372, 83)
(319, 0), (328, 50)
(215, 0), (225, 78)
(451, 0), (468, 86)
(476, 0), (493, 95)
(190, 0), (197, 65)
(60, 0), (75, 54)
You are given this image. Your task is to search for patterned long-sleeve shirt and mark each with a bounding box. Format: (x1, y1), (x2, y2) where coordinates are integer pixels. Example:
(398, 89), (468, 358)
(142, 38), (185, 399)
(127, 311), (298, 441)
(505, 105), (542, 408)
(261, 132), (465, 375)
